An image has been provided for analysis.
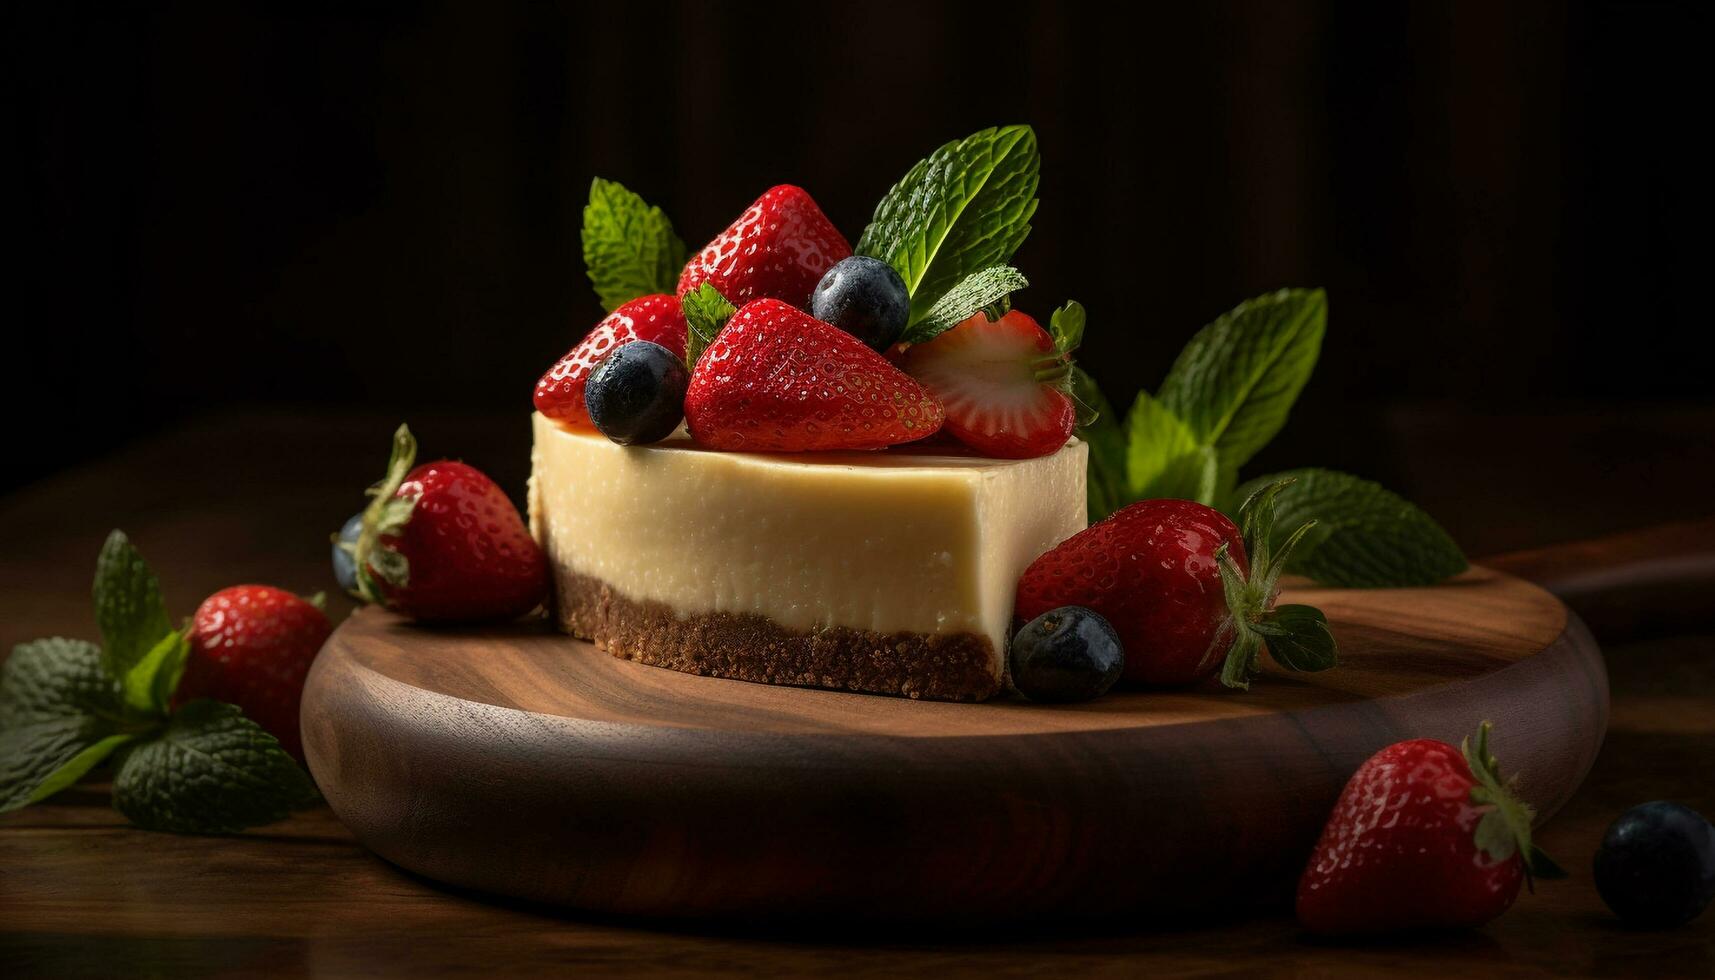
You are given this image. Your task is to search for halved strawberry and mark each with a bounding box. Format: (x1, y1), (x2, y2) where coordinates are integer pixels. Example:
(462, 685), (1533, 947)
(535, 294), (687, 429)
(677, 185), (851, 307)
(900, 310), (1076, 459)
(683, 299), (944, 452)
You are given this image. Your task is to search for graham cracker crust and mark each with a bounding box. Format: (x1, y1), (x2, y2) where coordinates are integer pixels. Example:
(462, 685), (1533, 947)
(550, 570), (1001, 701)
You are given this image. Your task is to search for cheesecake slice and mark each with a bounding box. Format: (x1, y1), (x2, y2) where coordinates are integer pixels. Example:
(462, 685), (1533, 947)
(528, 413), (1087, 700)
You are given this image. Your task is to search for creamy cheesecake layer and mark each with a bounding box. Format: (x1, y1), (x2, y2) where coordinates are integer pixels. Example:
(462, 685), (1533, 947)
(528, 413), (1087, 692)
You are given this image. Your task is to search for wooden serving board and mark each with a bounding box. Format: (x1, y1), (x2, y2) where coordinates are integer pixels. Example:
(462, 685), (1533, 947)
(301, 567), (1607, 925)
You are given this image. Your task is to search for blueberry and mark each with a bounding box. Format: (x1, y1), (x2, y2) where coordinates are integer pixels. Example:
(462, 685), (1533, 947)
(810, 256), (911, 351)
(1009, 606), (1125, 703)
(332, 512), (364, 593)
(1594, 801), (1715, 928)
(585, 340), (689, 445)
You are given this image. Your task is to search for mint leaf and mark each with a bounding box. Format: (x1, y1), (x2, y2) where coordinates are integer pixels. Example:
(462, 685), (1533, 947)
(856, 126), (1040, 324)
(583, 178), (687, 313)
(681, 282), (736, 369)
(901, 266), (1028, 345)
(1048, 300), (1085, 358)
(1157, 288), (1327, 472)
(93, 530), (173, 682)
(1, 638), (121, 725)
(112, 700), (316, 834)
(1, 638), (134, 813)
(1072, 368), (1127, 522)
(120, 629), (190, 717)
(1234, 468), (1468, 587)
(1124, 391), (1231, 504)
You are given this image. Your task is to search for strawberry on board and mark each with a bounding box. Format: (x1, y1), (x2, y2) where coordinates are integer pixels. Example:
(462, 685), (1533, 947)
(1014, 480), (1338, 687)
(176, 585), (332, 763)
(677, 185), (851, 307)
(683, 299), (944, 452)
(1297, 721), (1567, 934)
(536, 294), (688, 430)
(901, 306), (1079, 460)
(344, 425), (547, 623)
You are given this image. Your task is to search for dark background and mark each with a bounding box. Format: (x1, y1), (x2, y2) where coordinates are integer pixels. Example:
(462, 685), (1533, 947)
(8, 1), (1712, 503)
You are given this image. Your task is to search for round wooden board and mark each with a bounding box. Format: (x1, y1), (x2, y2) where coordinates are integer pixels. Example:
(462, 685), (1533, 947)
(302, 567), (1608, 926)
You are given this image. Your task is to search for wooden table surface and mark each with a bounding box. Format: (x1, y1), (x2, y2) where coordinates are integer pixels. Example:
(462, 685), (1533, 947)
(3, 413), (1713, 978)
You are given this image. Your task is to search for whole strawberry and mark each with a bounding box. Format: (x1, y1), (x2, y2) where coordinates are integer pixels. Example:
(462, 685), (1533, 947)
(902, 307), (1078, 459)
(535, 294), (688, 430)
(684, 299), (944, 452)
(677, 185), (851, 307)
(176, 586), (332, 763)
(1014, 482), (1336, 687)
(345, 425), (547, 622)
(1297, 722), (1565, 934)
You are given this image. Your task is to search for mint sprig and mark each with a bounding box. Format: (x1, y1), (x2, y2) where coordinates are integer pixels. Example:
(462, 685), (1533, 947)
(681, 283), (736, 370)
(1157, 288), (1326, 472)
(583, 178), (687, 313)
(1078, 286), (1463, 589)
(856, 125), (1040, 327)
(113, 700), (316, 834)
(903, 265), (1028, 345)
(1233, 468), (1468, 587)
(0, 533), (315, 833)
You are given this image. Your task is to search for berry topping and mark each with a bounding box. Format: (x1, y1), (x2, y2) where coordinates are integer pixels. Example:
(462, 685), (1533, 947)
(901, 309), (1076, 459)
(1296, 722), (1566, 935)
(1014, 481), (1337, 688)
(176, 586), (333, 763)
(1594, 801), (1715, 928)
(677, 185), (851, 307)
(535, 294), (687, 430)
(346, 426), (547, 623)
(1008, 606), (1124, 703)
(683, 299), (944, 453)
(810, 255), (911, 351)
(585, 340), (690, 445)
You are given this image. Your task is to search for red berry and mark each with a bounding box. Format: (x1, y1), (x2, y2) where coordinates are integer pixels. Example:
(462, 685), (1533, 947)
(1014, 499), (1248, 684)
(535, 294), (687, 430)
(372, 461), (548, 622)
(1296, 724), (1557, 934)
(677, 185), (851, 307)
(683, 299), (944, 452)
(902, 310), (1076, 459)
(177, 586), (332, 763)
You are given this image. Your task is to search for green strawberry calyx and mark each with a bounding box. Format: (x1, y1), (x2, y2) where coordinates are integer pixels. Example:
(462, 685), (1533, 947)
(345, 424), (421, 605)
(1463, 720), (1568, 888)
(1209, 479), (1339, 689)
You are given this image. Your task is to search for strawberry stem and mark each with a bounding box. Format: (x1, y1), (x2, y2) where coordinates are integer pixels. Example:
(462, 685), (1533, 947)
(1463, 721), (1567, 889)
(350, 424), (420, 605)
(1209, 478), (1339, 689)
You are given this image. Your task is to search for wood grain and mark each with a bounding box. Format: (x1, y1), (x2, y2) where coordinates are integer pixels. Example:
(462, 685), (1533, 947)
(300, 566), (1608, 924)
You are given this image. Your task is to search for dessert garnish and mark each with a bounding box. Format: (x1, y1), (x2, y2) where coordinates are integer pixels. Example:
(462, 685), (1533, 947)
(1008, 606), (1124, 703)
(901, 305), (1082, 459)
(584, 340), (689, 446)
(682, 299), (944, 452)
(1016, 480), (1336, 689)
(810, 255), (912, 352)
(344, 425), (546, 622)
(677, 184), (851, 305)
(0, 531), (317, 832)
(535, 293), (687, 430)
(1296, 721), (1565, 935)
